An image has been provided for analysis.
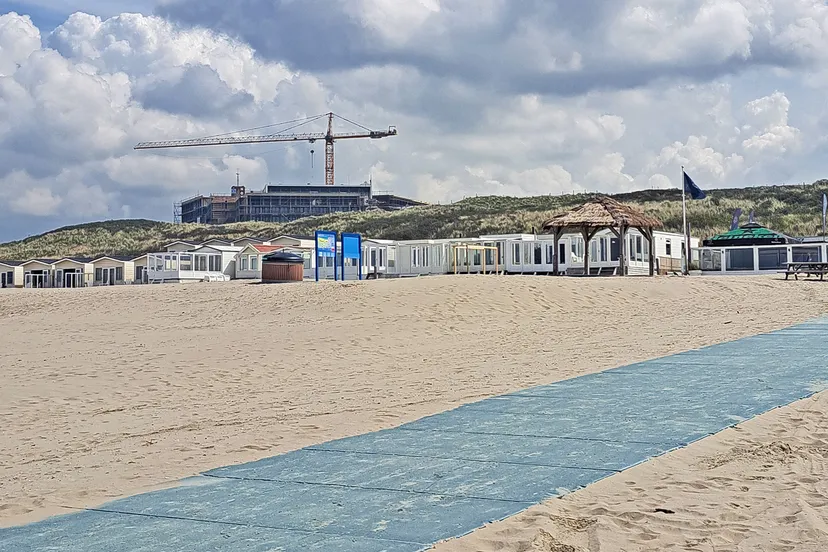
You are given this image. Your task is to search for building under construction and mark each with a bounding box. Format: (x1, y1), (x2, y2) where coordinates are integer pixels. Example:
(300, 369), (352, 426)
(177, 182), (424, 225)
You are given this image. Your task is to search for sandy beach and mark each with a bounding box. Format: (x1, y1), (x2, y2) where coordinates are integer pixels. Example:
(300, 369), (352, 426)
(1, 275), (828, 549)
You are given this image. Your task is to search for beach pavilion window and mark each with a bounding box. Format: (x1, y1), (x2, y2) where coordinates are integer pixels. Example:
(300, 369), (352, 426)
(512, 243), (521, 265)
(523, 243), (532, 265)
(635, 236), (643, 262)
(643, 237), (650, 262)
(726, 248), (755, 271)
(589, 240), (598, 263)
(791, 246), (822, 262)
(758, 247), (787, 270)
(533, 242), (543, 265)
(701, 249), (722, 271)
(546, 243), (555, 264)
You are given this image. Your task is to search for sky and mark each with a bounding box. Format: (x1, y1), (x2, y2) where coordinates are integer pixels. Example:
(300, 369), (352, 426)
(1, 0), (828, 240)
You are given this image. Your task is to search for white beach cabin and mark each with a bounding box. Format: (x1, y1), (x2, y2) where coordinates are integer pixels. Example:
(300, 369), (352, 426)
(21, 259), (56, 288)
(0, 261), (22, 288)
(132, 254), (149, 283)
(90, 256), (135, 285)
(52, 258), (94, 288)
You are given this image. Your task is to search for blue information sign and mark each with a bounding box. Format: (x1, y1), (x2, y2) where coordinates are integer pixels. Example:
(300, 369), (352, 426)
(315, 230), (338, 281)
(341, 233), (362, 281)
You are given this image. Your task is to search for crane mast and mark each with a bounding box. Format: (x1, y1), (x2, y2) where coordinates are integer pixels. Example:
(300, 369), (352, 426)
(134, 112), (397, 186)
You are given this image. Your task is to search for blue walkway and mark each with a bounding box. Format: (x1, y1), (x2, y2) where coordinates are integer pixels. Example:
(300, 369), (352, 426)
(3, 318), (828, 551)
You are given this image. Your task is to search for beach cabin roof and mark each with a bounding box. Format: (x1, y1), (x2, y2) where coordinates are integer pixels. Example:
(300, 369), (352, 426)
(90, 255), (134, 263)
(192, 244), (243, 253)
(702, 222), (791, 247)
(21, 259), (57, 267)
(268, 235), (314, 243)
(131, 254), (148, 261)
(53, 257), (93, 265)
(0, 260), (23, 267)
(200, 238), (232, 246)
(163, 240), (197, 248)
(230, 236), (269, 246)
(251, 244), (284, 253)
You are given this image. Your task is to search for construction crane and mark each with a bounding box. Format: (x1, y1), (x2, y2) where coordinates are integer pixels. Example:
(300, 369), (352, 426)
(134, 112), (397, 186)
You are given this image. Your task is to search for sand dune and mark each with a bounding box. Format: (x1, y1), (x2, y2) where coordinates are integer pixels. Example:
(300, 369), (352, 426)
(1, 275), (827, 547)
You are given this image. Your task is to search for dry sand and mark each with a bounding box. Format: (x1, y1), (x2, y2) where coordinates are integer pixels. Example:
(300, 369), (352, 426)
(1, 275), (827, 549)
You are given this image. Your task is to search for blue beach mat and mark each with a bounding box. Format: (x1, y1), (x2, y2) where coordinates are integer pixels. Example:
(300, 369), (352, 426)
(3, 318), (827, 551)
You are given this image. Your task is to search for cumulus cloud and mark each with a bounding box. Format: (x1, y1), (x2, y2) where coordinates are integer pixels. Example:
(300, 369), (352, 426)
(0, 2), (828, 240)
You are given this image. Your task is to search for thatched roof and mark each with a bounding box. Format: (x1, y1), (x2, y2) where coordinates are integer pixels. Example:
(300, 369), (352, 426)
(542, 196), (662, 231)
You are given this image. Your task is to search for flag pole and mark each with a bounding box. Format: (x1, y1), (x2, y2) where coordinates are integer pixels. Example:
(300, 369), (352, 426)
(681, 166), (688, 275)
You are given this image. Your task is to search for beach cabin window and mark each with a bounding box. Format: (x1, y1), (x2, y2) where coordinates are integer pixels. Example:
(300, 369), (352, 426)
(180, 255), (192, 271)
(665, 240), (672, 256)
(473, 249), (481, 266)
(589, 240), (598, 263)
(559, 243), (566, 264)
(209, 255), (221, 272)
(241, 257), (249, 271)
(512, 243), (521, 265)
(610, 238), (620, 261)
(523, 243), (532, 266)
(423, 247), (430, 267)
(388, 249), (396, 268)
(643, 238), (650, 262)
(792, 246), (821, 262)
(635, 236), (643, 262)
(195, 255), (206, 271)
(94, 268), (102, 282)
(726, 249), (754, 271)
(251, 256), (259, 271)
(136, 266), (145, 282)
(546, 244), (555, 264)
(116, 267), (123, 282)
(533, 243), (543, 265)
(758, 247), (787, 270)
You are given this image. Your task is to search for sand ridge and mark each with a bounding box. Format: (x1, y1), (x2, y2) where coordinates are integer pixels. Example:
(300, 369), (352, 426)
(1, 275), (827, 547)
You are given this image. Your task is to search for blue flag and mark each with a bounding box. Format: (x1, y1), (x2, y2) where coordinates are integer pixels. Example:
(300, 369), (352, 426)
(683, 171), (706, 200)
(730, 208), (742, 231)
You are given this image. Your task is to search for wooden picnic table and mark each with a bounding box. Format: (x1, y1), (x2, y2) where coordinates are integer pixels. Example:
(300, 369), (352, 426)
(783, 261), (828, 280)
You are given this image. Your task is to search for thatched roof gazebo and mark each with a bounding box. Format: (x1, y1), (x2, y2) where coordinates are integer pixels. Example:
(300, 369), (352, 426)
(541, 196), (663, 276)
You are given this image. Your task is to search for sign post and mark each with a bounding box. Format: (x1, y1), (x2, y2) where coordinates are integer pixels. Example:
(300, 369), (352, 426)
(315, 230), (337, 282)
(340, 233), (362, 281)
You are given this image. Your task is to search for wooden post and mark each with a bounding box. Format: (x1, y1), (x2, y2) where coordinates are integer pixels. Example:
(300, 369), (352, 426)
(639, 227), (655, 276)
(581, 228), (600, 276)
(552, 228), (562, 275)
(618, 225), (627, 276)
